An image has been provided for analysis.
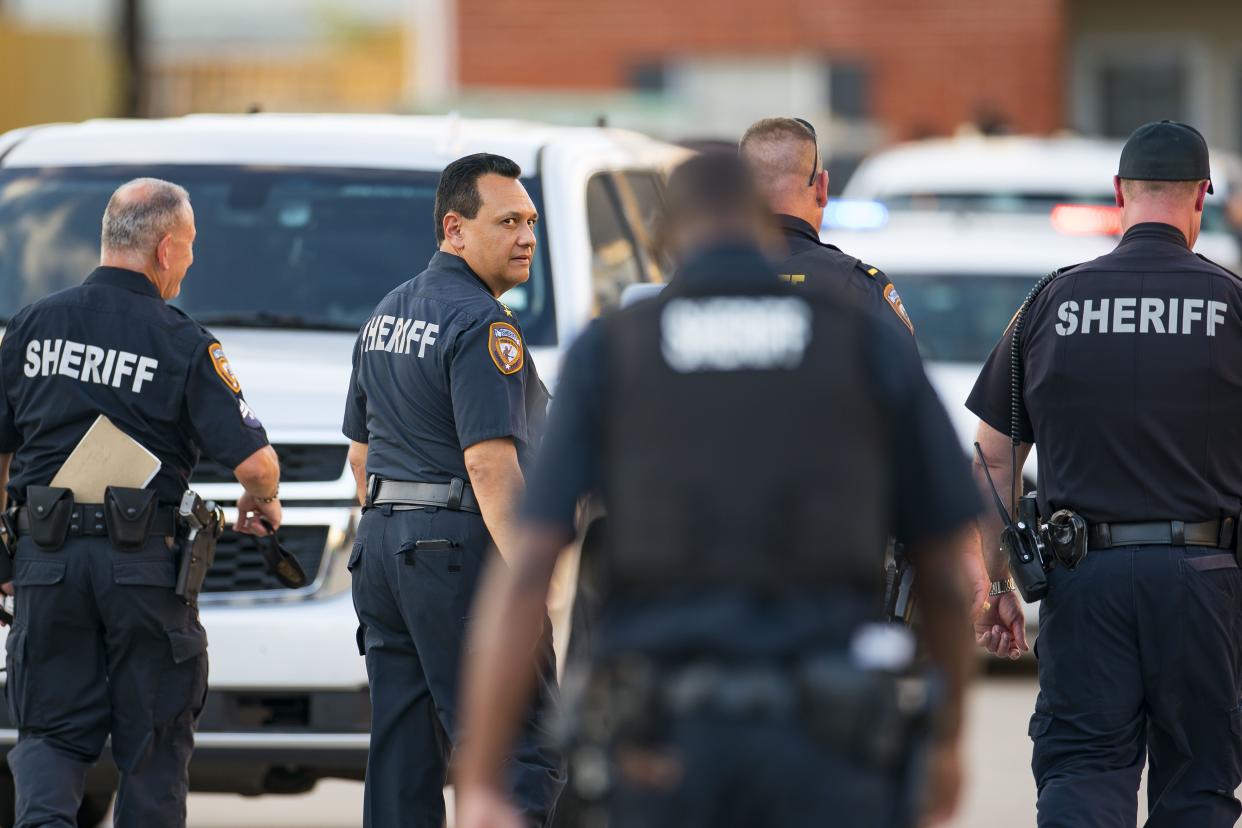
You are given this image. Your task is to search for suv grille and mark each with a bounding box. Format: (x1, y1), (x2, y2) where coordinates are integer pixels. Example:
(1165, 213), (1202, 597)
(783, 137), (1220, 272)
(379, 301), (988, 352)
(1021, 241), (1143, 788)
(204, 526), (331, 593)
(192, 443), (348, 484)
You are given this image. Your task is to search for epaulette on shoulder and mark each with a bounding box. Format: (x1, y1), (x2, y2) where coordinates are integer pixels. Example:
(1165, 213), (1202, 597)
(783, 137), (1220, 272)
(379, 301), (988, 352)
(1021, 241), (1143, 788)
(1197, 252), (1242, 281)
(855, 261), (885, 281)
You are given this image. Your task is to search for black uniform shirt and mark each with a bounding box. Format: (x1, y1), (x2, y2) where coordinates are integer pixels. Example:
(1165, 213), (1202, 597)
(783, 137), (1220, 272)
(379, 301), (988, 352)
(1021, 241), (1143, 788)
(776, 215), (917, 345)
(342, 251), (549, 483)
(526, 243), (976, 543)
(967, 222), (1242, 523)
(525, 242), (978, 657)
(0, 267), (271, 505)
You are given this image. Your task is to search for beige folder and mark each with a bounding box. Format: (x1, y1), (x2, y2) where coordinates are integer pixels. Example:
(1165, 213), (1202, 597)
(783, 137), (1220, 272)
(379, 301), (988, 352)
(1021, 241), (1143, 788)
(50, 415), (162, 503)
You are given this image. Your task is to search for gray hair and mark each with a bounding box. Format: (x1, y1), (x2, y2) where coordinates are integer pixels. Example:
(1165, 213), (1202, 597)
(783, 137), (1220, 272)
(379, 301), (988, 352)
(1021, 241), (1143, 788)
(100, 177), (191, 253)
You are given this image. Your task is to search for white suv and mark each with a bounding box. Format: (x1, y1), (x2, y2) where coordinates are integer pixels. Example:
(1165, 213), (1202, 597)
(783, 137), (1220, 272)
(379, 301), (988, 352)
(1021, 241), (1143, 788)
(840, 134), (1242, 269)
(0, 114), (686, 825)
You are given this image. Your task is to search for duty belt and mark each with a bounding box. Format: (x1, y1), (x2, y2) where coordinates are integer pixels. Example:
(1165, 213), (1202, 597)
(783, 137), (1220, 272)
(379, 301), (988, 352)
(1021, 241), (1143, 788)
(369, 478), (480, 514)
(15, 504), (179, 539)
(1087, 518), (1235, 551)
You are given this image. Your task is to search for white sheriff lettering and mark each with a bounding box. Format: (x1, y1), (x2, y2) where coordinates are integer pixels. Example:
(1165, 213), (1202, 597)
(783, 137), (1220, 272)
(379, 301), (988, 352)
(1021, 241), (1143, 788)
(23, 339), (159, 392)
(361, 314), (439, 357)
(1053, 298), (1228, 337)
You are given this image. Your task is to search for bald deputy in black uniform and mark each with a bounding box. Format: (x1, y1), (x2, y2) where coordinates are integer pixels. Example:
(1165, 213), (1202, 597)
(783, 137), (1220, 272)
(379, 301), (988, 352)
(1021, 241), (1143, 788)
(342, 153), (563, 828)
(969, 121), (1242, 827)
(0, 178), (281, 828)
(739, 117), (916, 344)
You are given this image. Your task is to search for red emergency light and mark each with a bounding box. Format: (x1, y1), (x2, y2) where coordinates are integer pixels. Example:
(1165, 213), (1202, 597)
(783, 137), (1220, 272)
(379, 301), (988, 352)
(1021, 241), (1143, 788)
(1050, 204), (1123, 236)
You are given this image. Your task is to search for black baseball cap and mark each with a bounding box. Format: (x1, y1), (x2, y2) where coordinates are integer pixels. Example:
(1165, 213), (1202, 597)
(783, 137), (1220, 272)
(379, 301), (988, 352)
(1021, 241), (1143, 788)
(1118, 120), (1214, 194)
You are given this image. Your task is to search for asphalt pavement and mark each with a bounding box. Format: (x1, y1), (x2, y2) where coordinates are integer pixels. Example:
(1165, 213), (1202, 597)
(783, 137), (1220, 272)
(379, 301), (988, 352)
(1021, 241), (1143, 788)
(101, 670), (1169, 827)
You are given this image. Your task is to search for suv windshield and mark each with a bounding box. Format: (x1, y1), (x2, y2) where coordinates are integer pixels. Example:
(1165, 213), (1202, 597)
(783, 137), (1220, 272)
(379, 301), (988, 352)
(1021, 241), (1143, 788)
(0, 165), (555, 344)
(896, 273), (1038, 363)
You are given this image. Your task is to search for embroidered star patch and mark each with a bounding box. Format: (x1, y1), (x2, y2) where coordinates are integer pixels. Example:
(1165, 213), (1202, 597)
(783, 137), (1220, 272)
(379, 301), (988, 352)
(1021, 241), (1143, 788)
(883, 283), (915, 334)
(488, 322), (524, 375)
(209, 342), (242, 393)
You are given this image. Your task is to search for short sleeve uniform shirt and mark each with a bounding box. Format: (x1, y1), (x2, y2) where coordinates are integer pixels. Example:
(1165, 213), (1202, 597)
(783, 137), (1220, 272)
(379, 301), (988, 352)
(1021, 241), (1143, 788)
(343, 252), (549, 482)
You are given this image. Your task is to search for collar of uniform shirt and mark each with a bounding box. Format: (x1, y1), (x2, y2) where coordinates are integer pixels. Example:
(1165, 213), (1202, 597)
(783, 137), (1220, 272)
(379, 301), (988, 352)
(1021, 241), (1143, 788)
(776, 213), (820, 243)
(428, 250), (499, 298)
(666, 241), (780, 295)
(1118, 221), (1190, 249)
(84, 266), (163, 299)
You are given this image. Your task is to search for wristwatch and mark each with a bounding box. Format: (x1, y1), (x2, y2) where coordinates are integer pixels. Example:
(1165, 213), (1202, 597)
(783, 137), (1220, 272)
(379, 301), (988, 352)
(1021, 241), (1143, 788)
(989, 577), (1016, 597)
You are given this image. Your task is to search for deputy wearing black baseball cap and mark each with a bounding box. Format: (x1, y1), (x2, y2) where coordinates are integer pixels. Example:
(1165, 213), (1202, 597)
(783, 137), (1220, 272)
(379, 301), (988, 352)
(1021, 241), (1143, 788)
(968, 116), (1242, 827)
(1118, 119), (1214, 193)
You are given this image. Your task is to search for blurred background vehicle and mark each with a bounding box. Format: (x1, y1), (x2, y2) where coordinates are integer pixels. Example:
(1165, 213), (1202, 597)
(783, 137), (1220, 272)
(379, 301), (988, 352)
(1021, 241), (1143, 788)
(838, 135), (1242, 269)
(0, 112), (684, 826)
(6, 0), (1242, 824)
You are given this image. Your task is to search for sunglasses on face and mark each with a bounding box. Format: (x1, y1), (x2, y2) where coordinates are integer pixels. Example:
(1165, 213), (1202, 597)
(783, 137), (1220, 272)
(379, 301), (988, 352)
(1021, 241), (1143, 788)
(794, 118), (820, 188)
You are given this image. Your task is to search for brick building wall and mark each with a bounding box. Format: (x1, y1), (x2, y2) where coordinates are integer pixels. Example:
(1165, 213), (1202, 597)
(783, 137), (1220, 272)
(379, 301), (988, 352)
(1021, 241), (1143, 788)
(457, 0), (1067, 140)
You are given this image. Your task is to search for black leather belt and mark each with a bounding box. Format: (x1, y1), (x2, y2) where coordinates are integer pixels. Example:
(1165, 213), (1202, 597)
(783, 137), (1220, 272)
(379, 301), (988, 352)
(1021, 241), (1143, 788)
(15, 504), (178, 539)
(1087, 518), (1235, 551)
(370, 478), (480, 514)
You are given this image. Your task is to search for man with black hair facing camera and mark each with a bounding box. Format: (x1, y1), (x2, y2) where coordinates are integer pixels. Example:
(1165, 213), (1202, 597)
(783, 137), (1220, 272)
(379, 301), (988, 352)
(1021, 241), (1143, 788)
(342, 153), (563, 827)
(969, 121), (1242, 827)
(454, 152), (979, 828)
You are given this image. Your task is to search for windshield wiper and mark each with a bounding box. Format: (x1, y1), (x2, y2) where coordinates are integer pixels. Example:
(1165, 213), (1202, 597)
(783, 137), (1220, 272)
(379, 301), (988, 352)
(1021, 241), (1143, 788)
(194, 311), (358, 332)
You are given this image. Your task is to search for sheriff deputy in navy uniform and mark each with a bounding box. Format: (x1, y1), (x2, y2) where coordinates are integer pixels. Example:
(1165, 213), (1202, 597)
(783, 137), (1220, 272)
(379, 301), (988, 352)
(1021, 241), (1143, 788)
(738, 117), (917, 344)
(968, 121), (1242, 827)
(0, 178), (281, 827)
(454, 153), (979, 828)
(739, 117), (970, 625)
(342, 153), (564, 828)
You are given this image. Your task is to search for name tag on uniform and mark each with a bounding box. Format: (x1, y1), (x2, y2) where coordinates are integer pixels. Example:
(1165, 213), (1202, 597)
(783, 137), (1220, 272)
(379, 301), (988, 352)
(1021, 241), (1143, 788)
(1054, 298), (1228, 337)
(23, 338), (159, 393)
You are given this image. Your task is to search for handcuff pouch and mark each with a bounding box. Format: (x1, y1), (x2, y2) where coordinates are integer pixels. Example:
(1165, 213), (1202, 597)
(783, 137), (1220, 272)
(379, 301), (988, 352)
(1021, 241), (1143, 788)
(104, 486), (158, 552)
(24, 486), (74, 551)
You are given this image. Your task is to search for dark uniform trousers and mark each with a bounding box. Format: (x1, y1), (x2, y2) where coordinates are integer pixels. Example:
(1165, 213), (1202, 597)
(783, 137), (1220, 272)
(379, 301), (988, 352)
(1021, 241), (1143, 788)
(6, 535), (207, 828)
(1032, 545), (1242, 827)
(350, 506), (564, 828)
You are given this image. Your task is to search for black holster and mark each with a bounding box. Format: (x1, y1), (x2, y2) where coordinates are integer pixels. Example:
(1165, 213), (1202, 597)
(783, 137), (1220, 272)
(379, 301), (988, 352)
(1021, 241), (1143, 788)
(882, 540), (916, 625)
(24, 486), (74, 551)
(174, 491), (223, 607)
(175, 530), (217, 607)
(798, 657), (937, 772)
(104, 486), (159, 552)
(0, 508), (17, 583)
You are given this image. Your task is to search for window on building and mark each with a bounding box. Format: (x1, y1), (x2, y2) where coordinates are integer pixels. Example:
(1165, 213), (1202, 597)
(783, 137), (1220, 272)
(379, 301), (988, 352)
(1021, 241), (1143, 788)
(586, 174), (642, 314)
(1098, 59), (1187, 138)
(827, 62), (870, 120)
(629, 62), (667, 93)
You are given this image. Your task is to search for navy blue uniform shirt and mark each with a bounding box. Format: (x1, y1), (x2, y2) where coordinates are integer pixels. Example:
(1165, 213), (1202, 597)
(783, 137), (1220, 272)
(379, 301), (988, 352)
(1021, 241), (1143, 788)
(343, 251), (549, 482)
(0, 266), (271, 505)
(967, 222), (1242, 523)
(776, 215), (917, 345)
(525, 243), (977, 546)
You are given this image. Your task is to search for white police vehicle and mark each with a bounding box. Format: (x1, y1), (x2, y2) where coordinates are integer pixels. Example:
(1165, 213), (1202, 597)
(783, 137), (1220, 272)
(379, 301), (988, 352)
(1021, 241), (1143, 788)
(0, 114), (685, 825)
(838, 134), (1241, 269)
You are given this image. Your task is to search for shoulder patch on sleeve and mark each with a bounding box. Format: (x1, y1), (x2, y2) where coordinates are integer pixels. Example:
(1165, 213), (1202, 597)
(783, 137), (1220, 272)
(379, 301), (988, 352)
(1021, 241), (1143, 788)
(208, 342), (242, 393)
(237, 396), (264, 429)
(882, 283), (915, 335)
(487, 322), (525, 375)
